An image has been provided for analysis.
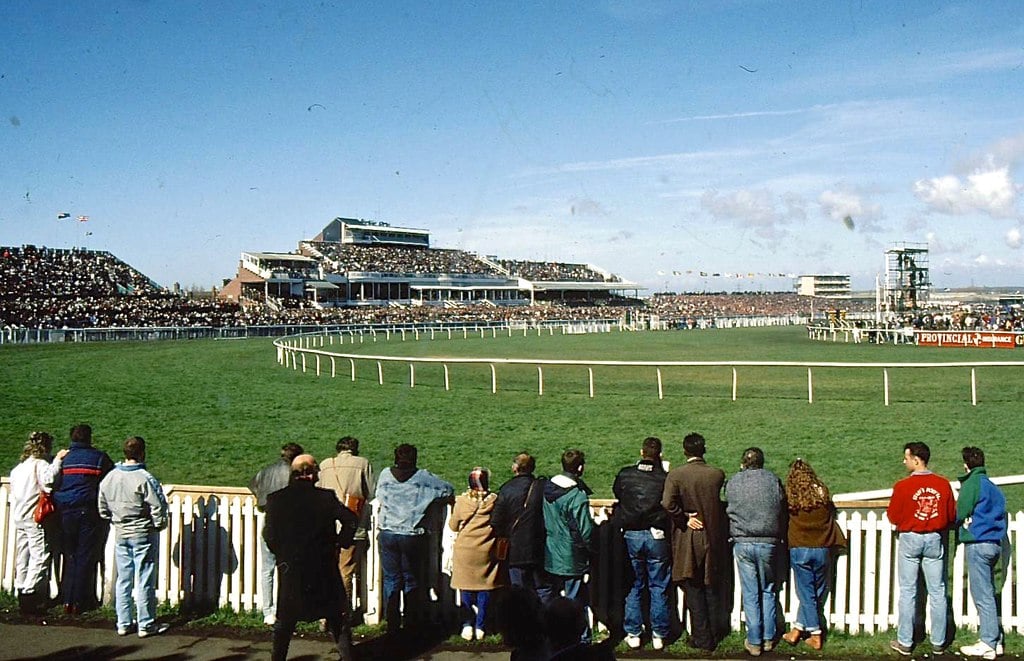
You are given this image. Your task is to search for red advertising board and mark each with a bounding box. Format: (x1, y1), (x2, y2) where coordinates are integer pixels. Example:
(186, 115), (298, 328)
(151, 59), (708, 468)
(915, 330), (1022, 349)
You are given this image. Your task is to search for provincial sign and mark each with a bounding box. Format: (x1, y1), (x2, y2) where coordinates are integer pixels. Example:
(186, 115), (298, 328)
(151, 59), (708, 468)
(915, 330), (1019, 349)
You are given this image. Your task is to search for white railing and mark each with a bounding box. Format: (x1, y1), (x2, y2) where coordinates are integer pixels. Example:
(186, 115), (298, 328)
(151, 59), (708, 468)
(0, 482), (1022, 635)
(275, 328), (1024, 404)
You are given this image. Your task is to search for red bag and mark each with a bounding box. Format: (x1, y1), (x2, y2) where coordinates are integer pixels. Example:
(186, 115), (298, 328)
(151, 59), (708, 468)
(34, 490), (56, 524)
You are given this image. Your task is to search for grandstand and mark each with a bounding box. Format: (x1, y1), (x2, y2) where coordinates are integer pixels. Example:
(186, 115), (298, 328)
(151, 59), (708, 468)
(220, 216), (644, 309)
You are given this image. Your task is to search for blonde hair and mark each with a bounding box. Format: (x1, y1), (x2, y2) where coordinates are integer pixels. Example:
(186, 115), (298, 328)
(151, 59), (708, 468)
(21, 431), (53, 462)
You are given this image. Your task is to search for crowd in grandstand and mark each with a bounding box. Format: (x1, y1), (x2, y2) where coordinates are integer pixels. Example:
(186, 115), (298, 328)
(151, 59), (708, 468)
(496, 259), (617, 282)
(304, 242), (501, 277)
(3, 245), (1020, 333)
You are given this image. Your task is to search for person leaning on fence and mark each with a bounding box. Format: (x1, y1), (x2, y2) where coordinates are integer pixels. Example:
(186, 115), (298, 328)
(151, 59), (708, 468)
(263, 454), (358, 661)
(249, 442), (304, 626)
(612, 436), (671, 651)
(538, 449), (595, 644)
(886, 441), (956, 657)
(957, 446), (1008, 660)
(661, 432), (728, 652)
(316, 435), (374, 609)
(374, 443), (455, 636)
(726, 447), (786, 657)
(52, 423), (115, 615)
(97, 436), (170, 638)
(9, 431), (67, 615)
(449, 466), (507, 641)
(490, 452), (546, 592)
(781, 458), (846, 651)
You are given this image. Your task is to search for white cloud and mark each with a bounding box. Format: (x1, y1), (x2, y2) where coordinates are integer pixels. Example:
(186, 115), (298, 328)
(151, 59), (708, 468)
(974, 254), (990, 265)
(913, 166), (1019, 218)
(700, 188), (806, 244)
(1007, 227), (1022, 249)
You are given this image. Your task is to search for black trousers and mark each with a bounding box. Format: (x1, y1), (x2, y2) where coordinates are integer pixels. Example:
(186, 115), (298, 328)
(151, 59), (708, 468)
(272, 612), (352, 661)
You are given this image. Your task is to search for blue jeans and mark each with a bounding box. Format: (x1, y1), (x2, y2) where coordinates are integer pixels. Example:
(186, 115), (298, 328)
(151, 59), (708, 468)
(789, 546), (829, 633)
(114, 532), (159, 632)
(60, 508), (102, 608)
(537, 573), (591, 643)
(896, 532), (947, 648)
(966, 542), (1001, 649)
(623, 529), (671, 638)
(259, 534), (276, 618)
(460, 590), (491, 630)
(734, 542), (779, 645)
(378, 531), (427, 601)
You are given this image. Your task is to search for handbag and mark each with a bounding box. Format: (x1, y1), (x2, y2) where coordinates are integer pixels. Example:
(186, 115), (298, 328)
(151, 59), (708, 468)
(34, 490), (56, 524)
(492, 537), (510, 561)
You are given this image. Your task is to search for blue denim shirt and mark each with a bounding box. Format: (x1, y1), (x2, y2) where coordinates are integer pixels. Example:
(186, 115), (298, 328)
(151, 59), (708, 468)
(376, 468), (454, 535)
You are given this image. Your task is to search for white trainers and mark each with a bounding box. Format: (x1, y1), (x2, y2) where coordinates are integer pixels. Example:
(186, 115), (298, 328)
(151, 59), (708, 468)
(652, 634), (664, 650)
(996, 641), (1004, 656)
(624, 634), (641, 649)
(138, 623), (169, 638)
(475, 628), (485, 641)
(263, 613), (276, 626)
(960, 641), (997, 660)
(460, 625), (474, 641)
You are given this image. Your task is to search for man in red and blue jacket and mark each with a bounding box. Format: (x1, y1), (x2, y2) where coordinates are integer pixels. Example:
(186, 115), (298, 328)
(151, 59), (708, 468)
(52, 424), (114, 614)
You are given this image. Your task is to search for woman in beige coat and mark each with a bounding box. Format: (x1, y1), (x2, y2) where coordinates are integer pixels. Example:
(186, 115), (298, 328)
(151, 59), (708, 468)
(449, 467), (507, 640)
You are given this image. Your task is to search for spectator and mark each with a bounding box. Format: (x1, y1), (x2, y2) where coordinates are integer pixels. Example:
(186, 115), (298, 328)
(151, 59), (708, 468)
(491, 453), (546, 592)
(375, 443), (454, 635)
(887, 441), (956, 657)
(97, 436), (169, 637)
(316, 436), (374, 611)
(726, 447), (786, 657)
(782, 459), (846, 651)
(661, 432), (727, 652)
(249, 442), (304, 626)
(52, 424), (114, 614)
(957, 447), (1007, 660)
(448, 467), (507, 640)
(263, 454), (358, 661)
(9, 431), (65, 614)
(612, 436), (670, 650)
(539, 449), (594, 643)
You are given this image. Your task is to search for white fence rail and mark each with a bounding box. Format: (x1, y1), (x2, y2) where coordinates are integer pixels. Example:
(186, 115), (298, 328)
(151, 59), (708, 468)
(1, 482), (1021, 635)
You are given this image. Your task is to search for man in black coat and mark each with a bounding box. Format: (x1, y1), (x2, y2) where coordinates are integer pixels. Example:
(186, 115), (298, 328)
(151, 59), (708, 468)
(491, 452), (546, 591)
(264, 454), (358, 661)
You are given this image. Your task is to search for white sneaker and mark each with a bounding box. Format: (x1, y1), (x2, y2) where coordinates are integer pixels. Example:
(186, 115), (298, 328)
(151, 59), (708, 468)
(652, 634), (664, 650)
(475, 628), (485, 640)
(460, 625), (474, 641)
(996, 641), (1004, 656)
(960, 641), (997, 660)
(138, 623), (169, 638)
(263, 613), (276, 626)
(625, 634), (641, 649)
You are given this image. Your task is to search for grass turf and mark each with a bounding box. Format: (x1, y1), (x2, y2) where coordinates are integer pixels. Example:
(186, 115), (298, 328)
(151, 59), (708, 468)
(2, 326), (1022, 507)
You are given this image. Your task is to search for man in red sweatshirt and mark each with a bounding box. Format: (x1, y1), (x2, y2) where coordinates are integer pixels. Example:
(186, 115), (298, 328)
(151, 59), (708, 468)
(886, 442), (956, 656)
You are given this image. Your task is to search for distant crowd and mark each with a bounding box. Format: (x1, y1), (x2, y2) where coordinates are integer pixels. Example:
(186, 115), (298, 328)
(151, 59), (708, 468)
(9, 426), (1008, 660)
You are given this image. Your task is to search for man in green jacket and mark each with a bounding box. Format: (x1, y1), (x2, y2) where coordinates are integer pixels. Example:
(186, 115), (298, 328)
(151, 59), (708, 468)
(538, 449), (594, 643)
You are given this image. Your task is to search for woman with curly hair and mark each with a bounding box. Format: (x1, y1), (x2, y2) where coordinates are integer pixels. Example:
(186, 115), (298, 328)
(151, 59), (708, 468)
(449, 467), (507, 641)
(9, 431), (66, 614)
(781, 459), (846, 650)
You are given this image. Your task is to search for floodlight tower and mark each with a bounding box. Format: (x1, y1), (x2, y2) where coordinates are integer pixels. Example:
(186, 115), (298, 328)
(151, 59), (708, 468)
(884, 242), (930, 315)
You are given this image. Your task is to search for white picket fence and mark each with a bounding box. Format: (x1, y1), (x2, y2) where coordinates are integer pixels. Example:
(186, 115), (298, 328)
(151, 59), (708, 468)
(0, 482), (1020, 635)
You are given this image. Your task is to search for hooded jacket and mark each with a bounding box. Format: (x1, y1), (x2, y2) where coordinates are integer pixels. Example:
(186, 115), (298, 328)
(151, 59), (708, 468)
(542, 472), (594, 577)
(956, 465), (1007, 544)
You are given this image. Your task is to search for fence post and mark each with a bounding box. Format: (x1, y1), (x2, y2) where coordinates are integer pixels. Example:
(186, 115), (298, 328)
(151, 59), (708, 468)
(884, 369), (890, 406)
(409, 364), (415, 388)
(807, 367), (813, 404)
(377, 361), (383, 385)
(490, 364), (497, 394)
(732, 368), (738, 401)
(537, 366), (544, 396)
(444, 364), (450, 391)
(588, 367), (594, 399)
(971, 368), (977, 406)
(656, 368), (663, 400)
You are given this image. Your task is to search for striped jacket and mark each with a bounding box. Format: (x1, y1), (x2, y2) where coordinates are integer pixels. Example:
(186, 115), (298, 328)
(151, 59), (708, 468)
(53, 441), (114, 511)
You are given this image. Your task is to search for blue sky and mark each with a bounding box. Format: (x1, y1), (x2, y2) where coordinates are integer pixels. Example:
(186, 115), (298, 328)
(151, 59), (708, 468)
(2, 1), (1022, 292)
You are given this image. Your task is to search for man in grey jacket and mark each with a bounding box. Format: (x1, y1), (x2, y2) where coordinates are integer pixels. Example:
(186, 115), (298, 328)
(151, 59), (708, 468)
(98, 436), (169, 638)
(725, 447), (786, 657)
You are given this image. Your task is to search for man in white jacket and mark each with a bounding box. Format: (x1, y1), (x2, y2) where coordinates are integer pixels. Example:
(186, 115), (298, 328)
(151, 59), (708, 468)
(98, 436), (169, 638)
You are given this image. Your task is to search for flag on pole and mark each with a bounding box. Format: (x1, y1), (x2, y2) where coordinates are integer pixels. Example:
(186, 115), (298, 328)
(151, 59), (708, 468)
(77, 215), (89, 222)
(57, 212), (70, 219)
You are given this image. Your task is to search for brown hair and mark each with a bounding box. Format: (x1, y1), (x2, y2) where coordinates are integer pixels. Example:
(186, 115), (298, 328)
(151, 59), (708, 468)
(785, 459), (832, 512)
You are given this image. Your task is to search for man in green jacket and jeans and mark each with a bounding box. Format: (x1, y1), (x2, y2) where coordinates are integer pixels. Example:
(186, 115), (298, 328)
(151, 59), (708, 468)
(538, 449), (594, 643)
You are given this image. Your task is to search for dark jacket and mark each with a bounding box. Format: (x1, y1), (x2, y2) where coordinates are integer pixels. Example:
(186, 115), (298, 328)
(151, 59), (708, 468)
(491, 473), (546, 568)
(612, 459), (669, 531)
(53, 441), (114, 511)
(263, 479), (358, 622)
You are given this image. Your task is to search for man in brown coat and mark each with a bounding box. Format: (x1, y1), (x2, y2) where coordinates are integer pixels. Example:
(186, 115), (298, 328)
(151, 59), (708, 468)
(661, 432), (727, 651)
